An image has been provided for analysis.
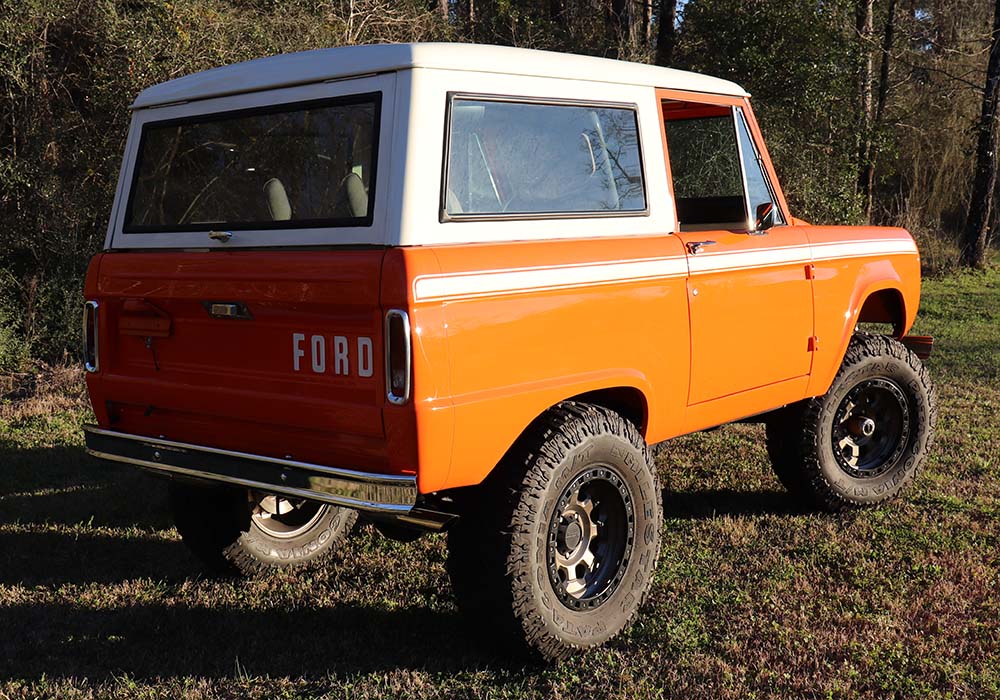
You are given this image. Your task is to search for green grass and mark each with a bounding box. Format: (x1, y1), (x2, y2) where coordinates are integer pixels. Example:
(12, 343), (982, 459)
(2, 267), (999, 700)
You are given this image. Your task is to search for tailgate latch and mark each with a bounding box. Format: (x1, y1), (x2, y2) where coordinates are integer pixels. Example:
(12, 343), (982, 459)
(202, 301), (253, 320)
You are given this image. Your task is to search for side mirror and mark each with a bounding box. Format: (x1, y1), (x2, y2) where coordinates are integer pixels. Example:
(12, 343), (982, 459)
(754, 202), (776, 232)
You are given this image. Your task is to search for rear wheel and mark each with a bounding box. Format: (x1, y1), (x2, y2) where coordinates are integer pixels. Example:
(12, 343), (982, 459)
(169, 482), (357, 576)
(765, 334), (936, 511)
(446, 402), (662, 660)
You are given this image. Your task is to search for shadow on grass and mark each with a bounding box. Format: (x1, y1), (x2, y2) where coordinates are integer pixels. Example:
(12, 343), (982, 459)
(0, 600), (517, 679)
(0, 441), (818, 678)
(662, 487), (809, 520)
(0, 445), (190, 585)
(0, 443), (524, 675)
(0, 528), (191, 586)
(1, 444), (171, 528)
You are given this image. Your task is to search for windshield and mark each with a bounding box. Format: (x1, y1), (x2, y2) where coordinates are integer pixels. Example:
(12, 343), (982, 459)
(124, 93), (380, 233)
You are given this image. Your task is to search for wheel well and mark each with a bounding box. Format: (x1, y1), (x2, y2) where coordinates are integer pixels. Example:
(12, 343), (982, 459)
(857, 289), (905, 336)
(444, 387), (650, 513)
(569, 387), (649, 435)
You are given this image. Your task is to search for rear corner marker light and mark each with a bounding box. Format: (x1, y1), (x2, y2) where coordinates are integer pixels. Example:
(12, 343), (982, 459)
(384, 309), (411, 405)
(83, 300), (99, 372)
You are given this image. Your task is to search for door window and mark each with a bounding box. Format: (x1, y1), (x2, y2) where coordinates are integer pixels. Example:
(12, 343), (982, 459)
(662, 101), (782, 231)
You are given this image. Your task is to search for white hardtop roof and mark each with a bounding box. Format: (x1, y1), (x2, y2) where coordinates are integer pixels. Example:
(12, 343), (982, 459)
(132, 42), (748, 109)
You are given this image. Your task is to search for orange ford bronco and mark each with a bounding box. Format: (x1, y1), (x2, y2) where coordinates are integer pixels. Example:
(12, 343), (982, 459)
(82, 43), (936, 659)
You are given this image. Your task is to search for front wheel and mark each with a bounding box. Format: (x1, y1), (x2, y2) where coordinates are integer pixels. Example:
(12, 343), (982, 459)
(766, 334), (937, 511)
(169, 482), (357, 576)
(446, 403), (662, 660)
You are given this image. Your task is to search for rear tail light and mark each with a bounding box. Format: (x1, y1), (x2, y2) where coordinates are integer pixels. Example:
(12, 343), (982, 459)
(82, 300), (99, 372)
(384, 309), (411, 405)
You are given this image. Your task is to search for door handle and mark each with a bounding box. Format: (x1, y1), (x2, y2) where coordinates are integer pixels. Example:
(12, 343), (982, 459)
(686, 240), (717, 255)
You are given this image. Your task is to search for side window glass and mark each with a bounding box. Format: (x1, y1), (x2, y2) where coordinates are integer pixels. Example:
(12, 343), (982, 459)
(662, 109), (746, 230)
(445, 99), (646, 217)
(735, 109), (784, 226)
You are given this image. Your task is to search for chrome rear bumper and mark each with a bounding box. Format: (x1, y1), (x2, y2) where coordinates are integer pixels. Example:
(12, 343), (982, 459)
(83, 425), (452, 529)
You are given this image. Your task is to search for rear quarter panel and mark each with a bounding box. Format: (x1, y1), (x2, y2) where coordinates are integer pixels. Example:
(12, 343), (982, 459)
(403, 235), (691, 493)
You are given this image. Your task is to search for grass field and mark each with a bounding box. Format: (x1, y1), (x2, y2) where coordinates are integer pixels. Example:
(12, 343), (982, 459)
(1, 267), (998, 700)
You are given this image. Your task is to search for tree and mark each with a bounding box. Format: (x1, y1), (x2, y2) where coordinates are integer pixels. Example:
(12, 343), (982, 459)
(961, 0), (1000, 268)
(857, 0), (874, 203)
(655, 0), (678, 66)
(859, 0), (898, 221)
(609, 0), (629, 56)
(676, 0), (862, 224)
(430, 0), (449, 22)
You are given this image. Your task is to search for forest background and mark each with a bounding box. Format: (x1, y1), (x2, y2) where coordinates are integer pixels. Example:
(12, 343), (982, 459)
(1, 0), (998, 370)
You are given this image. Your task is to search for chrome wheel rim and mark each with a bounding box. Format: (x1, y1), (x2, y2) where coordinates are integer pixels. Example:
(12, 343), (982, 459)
(546, 466), (635, 611)
(250, 492), (328, 539)
(832, 378), (911, 478)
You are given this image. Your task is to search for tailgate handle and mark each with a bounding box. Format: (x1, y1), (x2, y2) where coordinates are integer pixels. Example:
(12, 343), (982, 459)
(119, 298), (172, 338)
(202, 301), (253, 320)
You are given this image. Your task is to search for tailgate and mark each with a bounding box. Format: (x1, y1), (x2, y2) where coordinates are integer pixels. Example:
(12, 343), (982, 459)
(85, 249), (396, 473)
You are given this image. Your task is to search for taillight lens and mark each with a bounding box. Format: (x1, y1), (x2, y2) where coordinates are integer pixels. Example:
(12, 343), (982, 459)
(384, 309), (411, 404)
(82, 300), (99, 372)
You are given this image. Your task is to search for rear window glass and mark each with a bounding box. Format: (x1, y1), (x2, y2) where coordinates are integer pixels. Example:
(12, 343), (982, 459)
(124, 93), (380, 233)
(444, 98), (646, 217)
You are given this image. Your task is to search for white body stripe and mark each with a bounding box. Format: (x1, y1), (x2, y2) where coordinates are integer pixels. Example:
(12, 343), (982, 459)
(414, 257), (689, 301)
(687, 238), (917, 275)
(687, 244), (810, 275)
(413, 238), (917, 301)
(810, 238), (918, 260)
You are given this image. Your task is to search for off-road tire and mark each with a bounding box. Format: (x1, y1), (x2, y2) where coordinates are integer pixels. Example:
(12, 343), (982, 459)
(446, 402), (662, 660)
(169, 482), (357, 576)
(765, 334), (936, 511)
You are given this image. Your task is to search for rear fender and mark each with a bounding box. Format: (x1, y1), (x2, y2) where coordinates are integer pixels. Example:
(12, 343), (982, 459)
(427, 375), (655, 494)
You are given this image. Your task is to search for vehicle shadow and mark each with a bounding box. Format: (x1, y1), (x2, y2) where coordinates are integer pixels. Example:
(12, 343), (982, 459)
(0, 443), (526, 676)
(661, 487), (811, 520)
(0, 445), (172, 530)
(0, 599), (522, 679)
(1, 441), (815, 679)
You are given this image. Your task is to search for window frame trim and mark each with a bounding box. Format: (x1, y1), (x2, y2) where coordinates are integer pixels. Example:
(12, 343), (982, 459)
(121, 91), (383, 234)
(733, 106), (786, 230)
(439, 92), (650, 223)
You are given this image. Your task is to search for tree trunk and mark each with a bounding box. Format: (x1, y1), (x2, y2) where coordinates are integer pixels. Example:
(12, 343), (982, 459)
(856, 0), (874, 203)
(961, 0), (1000, 268)
(641, 0), (651, 46)
(993, 170), (1000, 244)
(654, 0), (677, 67)
(431, 0), (448, 22)
(610, 0), (628, 57)
(860, 0), (896, 222)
